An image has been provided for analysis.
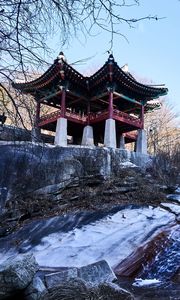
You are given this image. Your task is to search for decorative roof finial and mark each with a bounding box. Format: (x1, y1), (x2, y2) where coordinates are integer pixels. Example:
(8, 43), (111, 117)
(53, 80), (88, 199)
(57, 51), (67, 63)
(122, 64), (128, 73)
(107, 50), (114, 61)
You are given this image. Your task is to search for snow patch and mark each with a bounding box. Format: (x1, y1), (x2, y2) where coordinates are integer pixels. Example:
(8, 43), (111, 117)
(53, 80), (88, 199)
(167, 194), (180, 203)
(119, 161), (137, 168)
(175, 187), (180, 194)
(133, 278), (161, 287)
(28, 207), (174, 268)
(161, 203), (180, 214)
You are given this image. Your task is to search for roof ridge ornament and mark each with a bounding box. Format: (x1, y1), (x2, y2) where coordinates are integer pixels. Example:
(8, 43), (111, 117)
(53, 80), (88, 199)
(121, 64), (128, 73)
(57, 51), (67, 63)
(108, 54), (114, 62)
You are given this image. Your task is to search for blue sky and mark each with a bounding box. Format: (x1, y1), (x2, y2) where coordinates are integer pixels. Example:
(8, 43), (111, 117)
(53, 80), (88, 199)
(51, 0), (180, 116)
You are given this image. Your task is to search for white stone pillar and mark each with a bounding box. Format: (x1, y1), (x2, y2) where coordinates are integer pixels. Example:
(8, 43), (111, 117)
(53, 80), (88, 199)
(119, 134), (125, 150)
(81, 125), (94, 146)
(54, 117), (67, 146)
(136, 129), (147, 154)
(104, 119), (116, 148)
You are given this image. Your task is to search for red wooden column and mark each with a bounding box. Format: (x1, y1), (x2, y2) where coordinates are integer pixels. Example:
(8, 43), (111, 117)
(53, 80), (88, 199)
(87, 100), (90, 125)
(34, 101), (40, 127)
(108, 90), (113, 119)
(55, 87), (67, 146)
(108, 54), (114, 119)
(60, 88), (66, 117)
(141, 104), (144, 129)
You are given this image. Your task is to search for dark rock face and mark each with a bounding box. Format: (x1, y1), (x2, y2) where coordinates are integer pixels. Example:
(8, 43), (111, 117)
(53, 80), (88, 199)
(78, 260), (117, 285)
(0, 253), (133, 300)
(45, 260), (117, 289)
(0, 254), (38, 299)
(96, 282), (134, 300)
(44, 278), (134, 300)
(44, 278), (90, 300)
(0, 142), (151, 214)
(0, 125), (54, 144)
(45, 268), (78, 289)
(25, 275), (47, 300)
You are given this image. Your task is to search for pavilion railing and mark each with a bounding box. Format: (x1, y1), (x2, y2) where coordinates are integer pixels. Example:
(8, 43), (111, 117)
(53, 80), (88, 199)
(39, 110), (61, 122)
(38, 108), (142, 128)
(38, 109), (87, 126)
(113, 109), (142, 127)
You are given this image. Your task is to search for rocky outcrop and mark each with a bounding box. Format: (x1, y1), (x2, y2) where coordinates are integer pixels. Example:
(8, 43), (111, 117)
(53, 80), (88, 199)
(44, 278), (134, 300)
(0, 142), (152, 239)
(0, 254), (133, 300)
(78, 260), (117, 285)
(44, 278), (89, 300)
(96, 282), (134, 300)
(45, 260), (117, 289)
(0, 254), (38, 299)
(0, 125), (54, 144)
(25, 275), (47, 300)
(0, 142), (152, 217)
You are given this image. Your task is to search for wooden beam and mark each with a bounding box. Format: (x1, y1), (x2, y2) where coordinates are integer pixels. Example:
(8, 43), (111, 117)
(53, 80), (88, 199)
(113, 92), (142, 106)
(40, 101), (61, 109)
(68, 97), (86, 106)
(91, 92), (108, 101)
(67, 90), (87, 101)
(39, 90), (61, 102)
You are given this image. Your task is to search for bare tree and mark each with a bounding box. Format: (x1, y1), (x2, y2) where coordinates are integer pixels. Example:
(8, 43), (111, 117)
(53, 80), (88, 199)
(0, 0), (161, 82)
(145, 99), (180, 155)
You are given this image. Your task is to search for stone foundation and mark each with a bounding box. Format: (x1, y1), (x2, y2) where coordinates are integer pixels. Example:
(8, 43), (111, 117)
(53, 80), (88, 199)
(81, 125), (94, 146)
(136, 129), (147, 154)
(104, 119), (116, 148)
(55, 117), (67, 146)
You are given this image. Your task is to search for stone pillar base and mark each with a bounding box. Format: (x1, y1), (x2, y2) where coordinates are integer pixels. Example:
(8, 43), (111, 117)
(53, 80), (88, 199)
(55, 117), (67, 146)
(119, 134), (125, 150)
(31, 127), (41, 142)
(81, 125), (94, 146)
(136, 129), (147, 154)
(104, 119), (116, 148)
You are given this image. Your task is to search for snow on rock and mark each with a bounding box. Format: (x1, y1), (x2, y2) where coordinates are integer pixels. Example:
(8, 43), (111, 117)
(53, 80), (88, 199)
(167, 194), (180, 203)
(175, 187), (180, 194)
(161, 203), (180, 214)
(0, 207), (175, 270)
(27, 207), (174, 268)
(132, 278), (161, 287)
(119, 161), (137, 168)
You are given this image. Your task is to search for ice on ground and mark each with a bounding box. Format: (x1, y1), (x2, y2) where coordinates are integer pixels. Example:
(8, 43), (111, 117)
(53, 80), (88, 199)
(29, 207), (174, 268)
(161, 203), (180, 214)
(133, 278), (161, 287)
(167, 194), (180, 203)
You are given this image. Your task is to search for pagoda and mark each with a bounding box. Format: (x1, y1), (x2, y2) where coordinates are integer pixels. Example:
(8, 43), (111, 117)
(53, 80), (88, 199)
(12, 54), (168, 153)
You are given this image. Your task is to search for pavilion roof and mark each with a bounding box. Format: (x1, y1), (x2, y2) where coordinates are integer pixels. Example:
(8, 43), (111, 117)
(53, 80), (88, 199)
(12, 54), (168, 102)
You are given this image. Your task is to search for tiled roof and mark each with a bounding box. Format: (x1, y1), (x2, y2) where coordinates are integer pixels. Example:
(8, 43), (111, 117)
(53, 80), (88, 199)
(12, 55), (168, 100)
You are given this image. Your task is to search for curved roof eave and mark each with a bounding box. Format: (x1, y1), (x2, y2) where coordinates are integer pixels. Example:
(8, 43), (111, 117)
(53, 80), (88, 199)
(11, 55), (168, 98)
